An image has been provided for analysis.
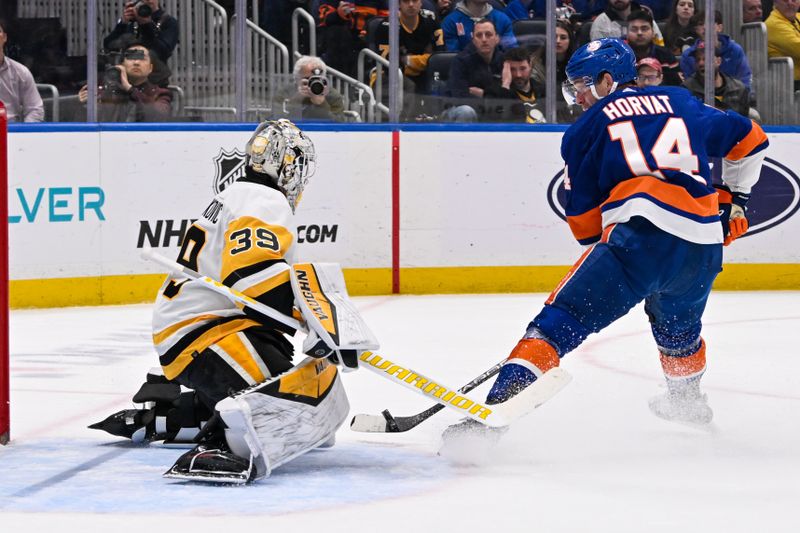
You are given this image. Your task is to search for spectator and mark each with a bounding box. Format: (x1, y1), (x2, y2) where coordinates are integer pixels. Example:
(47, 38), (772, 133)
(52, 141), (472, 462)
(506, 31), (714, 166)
(636, 56), (663, 86)
(681, 11), (753, 92)
(526, 19), (582, 122)
(318, 1), (389, 77)
(591, 0), (666, 46)
(763, 1), (775, 20)
(375, 0), (444, 92)
(504, 0), (537, 21)
(639, 1), (672, 21)
(529, 18), (577, 86)
(554, 18), (577, 85)
(262, 1), (314, 51)
(103, 0), (178, 86)
(372, 0), (443, 118)
(272, 55), (346, 122)
(743, 0), (764, 23)
(625, 9), (682, 85)
(488, 46), (547, 122)
(442, 0), (517, 52)
(683, 42), (752, 118)
(528, 1), (607, 20)
(79, 42), (172, 122)
(424, 0), (506, 21)
(765, 0), (800, 90)
(0, 19), (44, 122)
(442, 18), (504, 121)
(423, 0), (456, 22)
(662, 0), (696, 55)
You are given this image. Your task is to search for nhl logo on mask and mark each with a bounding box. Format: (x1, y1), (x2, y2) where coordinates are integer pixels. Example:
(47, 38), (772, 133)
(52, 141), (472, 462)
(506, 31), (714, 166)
(212, 148), (247, 194)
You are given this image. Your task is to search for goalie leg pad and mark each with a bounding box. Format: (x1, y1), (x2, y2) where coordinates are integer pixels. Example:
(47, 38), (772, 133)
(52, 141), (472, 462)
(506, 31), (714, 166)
(217, 357), (350, 480)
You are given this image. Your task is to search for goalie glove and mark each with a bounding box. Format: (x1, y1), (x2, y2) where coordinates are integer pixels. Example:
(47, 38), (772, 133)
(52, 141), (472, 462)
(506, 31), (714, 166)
(302, 329), (359, 369)
(715, 184), (750, 246)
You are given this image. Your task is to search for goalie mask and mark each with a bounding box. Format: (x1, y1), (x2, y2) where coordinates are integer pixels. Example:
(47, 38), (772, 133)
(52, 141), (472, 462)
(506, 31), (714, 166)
(245, 119), (317, 212)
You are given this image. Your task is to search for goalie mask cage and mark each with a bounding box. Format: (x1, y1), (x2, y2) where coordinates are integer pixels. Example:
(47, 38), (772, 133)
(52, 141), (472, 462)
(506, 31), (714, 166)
(1, 102), (8, 445)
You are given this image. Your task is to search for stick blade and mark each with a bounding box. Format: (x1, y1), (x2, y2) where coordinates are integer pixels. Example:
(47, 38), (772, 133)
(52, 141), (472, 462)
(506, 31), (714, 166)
(350, 413), (391, 433)
(491, 367), (572, 424)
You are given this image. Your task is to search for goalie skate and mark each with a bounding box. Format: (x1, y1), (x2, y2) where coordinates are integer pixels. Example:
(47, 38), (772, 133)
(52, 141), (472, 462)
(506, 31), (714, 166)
(163, 443), (256, 485)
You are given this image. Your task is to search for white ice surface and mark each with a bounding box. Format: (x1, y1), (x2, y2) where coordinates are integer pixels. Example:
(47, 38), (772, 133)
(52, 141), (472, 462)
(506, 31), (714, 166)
(2, 292), (799, 532)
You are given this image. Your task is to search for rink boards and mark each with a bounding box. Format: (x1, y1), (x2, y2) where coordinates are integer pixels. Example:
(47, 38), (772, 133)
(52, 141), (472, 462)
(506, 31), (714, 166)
(7, 123), (800, 308)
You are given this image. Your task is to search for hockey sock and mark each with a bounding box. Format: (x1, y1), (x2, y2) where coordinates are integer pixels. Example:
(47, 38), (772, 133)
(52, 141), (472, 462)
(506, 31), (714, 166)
(486, 338), (559, 405)
(658, 337), (706, 381)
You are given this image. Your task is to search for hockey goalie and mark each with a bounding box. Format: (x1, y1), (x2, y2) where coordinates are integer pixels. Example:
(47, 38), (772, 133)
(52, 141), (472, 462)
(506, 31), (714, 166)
(91, 120), (362, 484)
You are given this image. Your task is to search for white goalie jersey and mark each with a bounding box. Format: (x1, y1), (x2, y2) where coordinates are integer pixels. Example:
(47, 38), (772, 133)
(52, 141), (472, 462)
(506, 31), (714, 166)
(153, 178), (297, 381)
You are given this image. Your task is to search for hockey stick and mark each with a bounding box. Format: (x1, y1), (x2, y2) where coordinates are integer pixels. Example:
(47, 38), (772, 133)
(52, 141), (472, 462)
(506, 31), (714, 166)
(141, 249), (565, 428)
(141, 247), (304, 331)
(350, 362), (502, 433)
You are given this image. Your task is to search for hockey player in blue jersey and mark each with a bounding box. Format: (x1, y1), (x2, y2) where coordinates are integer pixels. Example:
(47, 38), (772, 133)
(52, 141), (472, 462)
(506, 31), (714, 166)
(447, 38), (768, 439)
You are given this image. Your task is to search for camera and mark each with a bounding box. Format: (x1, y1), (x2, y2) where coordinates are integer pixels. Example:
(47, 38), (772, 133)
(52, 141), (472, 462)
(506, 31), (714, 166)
(123, 48), (147, 61)
(132, 0), (153, 18)
(103, 65), (123, 91)
(307, 68), (328, 96)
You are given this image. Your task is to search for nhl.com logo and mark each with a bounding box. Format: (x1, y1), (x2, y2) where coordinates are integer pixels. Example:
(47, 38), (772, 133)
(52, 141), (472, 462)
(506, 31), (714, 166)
(212, 148), (247, 194)
(546, 157), (800, 238)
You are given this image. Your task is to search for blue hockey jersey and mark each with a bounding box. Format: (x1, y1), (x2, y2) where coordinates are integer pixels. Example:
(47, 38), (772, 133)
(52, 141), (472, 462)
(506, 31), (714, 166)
(560, 85), (768, 246)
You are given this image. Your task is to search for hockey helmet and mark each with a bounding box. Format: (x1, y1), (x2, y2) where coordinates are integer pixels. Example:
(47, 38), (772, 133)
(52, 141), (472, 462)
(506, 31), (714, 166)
(562, 38), (637, 105)
(245, 119), (316, 212)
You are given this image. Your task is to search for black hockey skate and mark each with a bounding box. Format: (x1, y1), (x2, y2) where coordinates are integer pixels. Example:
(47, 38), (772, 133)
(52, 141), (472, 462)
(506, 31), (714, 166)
(163, 442), (256, 485)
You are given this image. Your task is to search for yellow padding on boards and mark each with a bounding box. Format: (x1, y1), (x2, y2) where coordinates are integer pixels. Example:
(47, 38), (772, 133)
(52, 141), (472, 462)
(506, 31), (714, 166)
(10, 274), (166, 309)
(9, 269), (392, 309)
(9, 264), (800, 308)
(400, 265), (800, 293)
(400, 266), (573, 294)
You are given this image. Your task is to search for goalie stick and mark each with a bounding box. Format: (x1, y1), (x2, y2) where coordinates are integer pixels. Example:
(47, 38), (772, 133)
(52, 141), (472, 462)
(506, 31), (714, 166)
(141, 248), (570, 428)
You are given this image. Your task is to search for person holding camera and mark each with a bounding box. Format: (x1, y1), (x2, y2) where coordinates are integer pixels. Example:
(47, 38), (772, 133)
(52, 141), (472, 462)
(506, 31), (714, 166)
(272, 56), (346, 122)
(79, 42), (172, 122)
(0, 18), (44, 122)
(103, 0), (178, 86)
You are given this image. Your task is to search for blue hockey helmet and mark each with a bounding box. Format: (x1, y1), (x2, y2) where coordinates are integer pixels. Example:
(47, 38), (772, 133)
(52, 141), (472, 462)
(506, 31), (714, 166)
(562, 38), (637, 105)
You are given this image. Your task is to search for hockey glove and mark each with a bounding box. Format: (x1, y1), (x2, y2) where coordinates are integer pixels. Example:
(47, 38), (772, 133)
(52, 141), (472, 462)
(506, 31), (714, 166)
(302, 329), (359, 369)
(715, 184), (750, 246)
